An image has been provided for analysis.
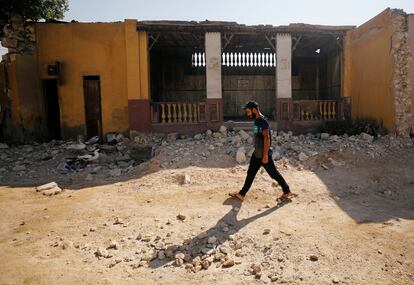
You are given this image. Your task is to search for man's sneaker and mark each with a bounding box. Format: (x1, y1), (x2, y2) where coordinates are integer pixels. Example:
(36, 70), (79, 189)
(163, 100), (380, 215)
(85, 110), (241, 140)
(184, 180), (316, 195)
(277, 192), (297, 202)
(229, 192), (245, 202)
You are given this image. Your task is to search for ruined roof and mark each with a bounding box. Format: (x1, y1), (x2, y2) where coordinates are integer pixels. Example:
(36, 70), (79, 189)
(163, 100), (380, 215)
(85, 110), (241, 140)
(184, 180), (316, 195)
(136, 20), (355, 35)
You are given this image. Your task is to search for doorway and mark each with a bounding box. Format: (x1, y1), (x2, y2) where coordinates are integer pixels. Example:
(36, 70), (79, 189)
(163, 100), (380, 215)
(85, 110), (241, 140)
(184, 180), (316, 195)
(83, 76), (102, 138)
(42, 79), (61, 140)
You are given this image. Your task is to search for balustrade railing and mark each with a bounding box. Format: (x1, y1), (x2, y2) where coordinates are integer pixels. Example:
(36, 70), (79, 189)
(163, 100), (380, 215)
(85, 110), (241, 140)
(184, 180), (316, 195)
(293, 100), (339, 121)
(151, 102), (206, 124)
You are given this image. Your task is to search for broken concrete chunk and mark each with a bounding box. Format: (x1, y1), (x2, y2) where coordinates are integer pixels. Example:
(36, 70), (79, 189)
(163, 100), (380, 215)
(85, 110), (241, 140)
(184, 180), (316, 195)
(167, 133), (178, 142)
(320, 133), (330, 140)
(176, 174), (191, 185)
(36, 182), (58, 192)
(42, 187), (62, 196)
(236, 147), (246, 164)
(298, 152), (309, 162)
(66, 143), (86, 151)
(361, 132), (374, 143)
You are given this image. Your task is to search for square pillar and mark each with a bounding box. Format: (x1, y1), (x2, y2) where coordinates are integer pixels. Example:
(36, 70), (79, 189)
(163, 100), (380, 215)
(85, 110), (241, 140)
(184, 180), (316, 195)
(276, 33), (293, 121)
(126, 23), (151, 133)
(205, 32), (223, 128)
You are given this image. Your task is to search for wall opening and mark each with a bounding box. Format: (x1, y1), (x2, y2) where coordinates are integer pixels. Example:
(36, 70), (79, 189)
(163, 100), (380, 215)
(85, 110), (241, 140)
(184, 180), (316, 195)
(42, 79), (61, 140)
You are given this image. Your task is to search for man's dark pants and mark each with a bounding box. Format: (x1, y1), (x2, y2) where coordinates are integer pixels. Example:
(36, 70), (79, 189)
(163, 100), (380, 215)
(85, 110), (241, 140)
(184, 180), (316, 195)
(239, 150), (290, 196)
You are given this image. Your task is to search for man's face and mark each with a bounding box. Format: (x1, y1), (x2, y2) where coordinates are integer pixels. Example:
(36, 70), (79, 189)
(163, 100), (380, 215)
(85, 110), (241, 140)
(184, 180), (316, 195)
(245, 108), (255, 119)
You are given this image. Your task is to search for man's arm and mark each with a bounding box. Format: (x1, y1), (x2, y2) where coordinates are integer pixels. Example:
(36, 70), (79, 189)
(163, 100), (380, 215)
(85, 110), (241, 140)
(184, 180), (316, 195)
(262, 129), (270, 164)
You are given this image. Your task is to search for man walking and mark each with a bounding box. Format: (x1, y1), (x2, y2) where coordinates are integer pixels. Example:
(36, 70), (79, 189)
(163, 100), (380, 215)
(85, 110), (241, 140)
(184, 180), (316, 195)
(229, 101), (295, 202)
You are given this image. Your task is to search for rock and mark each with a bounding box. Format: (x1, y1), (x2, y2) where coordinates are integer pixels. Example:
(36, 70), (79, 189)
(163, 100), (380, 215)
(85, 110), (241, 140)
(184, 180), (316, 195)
(212, 132), (222, 138)
(270, 275), (278, 282)
(109, 168), (121, 177)
(236, 147), (246, 164)
(108, 240), (119, 250)
(208, 236), (217, 244)
(197, 231), (208, 239)
(194, 134), (203, 140)
(66, 143), (86, 151)
(114, 217), (124, 225)
(329, 135), (340, 142)
(298, 152), (309, 162)
(167, 133), (179, 142)
(332, 277), (340, 283)
(361, 132), (374, 143)
(219, 125), (227, 133)
(309, 255), (318, 261)
(85, 136), (100, 145)
(115, 133), (125, 142)
(175, 253), (185, 266)
(321, 133), (330, 140)
(231, 136), (242, 145)
(176, 174), (191, 185)
(239, 130), (250, 141)
(0, 143), (9, 149)
(250, 263), (262, 275)
(202, 260), (211, 269)
(95, 247), (112, 258)
(42, 187), (62, 196)
(277, 255), (284, 262)
(85, 174), (93, 181)
(206, 130), (212, 136)
(177, 214), (186, 221)
(141, 250), (157, 262)
(219, 246), (230, 254)
(158, 251), (166, 260)
(263, 229), (271, 235)
(36, 182), (58, 192)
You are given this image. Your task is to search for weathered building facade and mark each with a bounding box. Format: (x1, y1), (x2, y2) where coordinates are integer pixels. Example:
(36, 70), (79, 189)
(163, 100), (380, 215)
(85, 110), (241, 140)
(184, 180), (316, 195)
(0, 8), (412, 143)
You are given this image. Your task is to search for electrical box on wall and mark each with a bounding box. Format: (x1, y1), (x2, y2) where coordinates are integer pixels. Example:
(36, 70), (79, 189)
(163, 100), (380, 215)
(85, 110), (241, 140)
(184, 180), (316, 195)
(47, 61), (63, 85)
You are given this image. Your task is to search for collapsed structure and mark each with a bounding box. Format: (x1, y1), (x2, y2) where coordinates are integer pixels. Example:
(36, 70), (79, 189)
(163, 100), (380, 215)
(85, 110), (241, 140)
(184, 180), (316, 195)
(0, 8), (413, 143)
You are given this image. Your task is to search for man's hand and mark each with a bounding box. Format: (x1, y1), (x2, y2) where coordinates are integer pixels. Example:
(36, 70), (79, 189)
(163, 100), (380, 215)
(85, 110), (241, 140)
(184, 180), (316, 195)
(262, 129), (270, 164)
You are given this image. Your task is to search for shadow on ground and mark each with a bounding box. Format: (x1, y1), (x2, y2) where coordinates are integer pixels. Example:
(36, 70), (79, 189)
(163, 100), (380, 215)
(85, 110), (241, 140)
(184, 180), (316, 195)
(148, 197), (289, 269)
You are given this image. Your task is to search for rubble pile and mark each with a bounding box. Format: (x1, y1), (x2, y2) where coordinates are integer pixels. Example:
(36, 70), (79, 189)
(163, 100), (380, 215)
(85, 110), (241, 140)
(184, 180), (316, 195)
(0, 128), (412, 184)
(154, 128), (413, 171)
(0, 133), (157, 183)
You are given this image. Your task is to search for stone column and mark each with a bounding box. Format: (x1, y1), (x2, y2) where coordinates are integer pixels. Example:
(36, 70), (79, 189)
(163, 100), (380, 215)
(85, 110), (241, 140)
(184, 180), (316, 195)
(205, 32), (223, 128)
(276, 33), (292, 122)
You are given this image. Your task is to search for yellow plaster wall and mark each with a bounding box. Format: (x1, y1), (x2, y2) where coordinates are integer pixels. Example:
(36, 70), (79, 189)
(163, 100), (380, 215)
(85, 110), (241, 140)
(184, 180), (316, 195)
(34, 21), (149, 137)
(344, 9), (395, 131)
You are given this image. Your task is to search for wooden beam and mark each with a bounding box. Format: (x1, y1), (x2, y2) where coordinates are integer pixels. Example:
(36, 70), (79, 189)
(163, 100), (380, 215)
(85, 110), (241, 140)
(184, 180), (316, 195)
(264, 34), (276, 51)
(222, 33), (234, 50)
(292, 35), (302, 52)
(149, 33), (160, 51)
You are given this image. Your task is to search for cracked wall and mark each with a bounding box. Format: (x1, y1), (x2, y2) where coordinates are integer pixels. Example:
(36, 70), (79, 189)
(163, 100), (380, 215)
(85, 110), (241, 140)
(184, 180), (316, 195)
(344, 8), (413, 137)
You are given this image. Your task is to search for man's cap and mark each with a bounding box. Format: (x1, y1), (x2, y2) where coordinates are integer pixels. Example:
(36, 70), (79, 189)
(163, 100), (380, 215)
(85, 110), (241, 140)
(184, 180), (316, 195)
(243, 101), (259, 110)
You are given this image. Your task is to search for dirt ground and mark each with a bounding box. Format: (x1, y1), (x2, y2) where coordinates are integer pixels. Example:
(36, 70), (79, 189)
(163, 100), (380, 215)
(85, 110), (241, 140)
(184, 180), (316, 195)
(0, 144), (413, 285)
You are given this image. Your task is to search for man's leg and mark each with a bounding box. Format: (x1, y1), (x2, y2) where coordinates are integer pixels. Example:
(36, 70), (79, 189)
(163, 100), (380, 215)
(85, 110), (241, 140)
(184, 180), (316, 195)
(239, 155), (262, 196)
(263, 158), (290, 194)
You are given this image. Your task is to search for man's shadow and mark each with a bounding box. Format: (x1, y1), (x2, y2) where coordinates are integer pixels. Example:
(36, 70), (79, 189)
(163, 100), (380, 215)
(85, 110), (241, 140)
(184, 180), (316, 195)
(149, 197), (289, 269)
